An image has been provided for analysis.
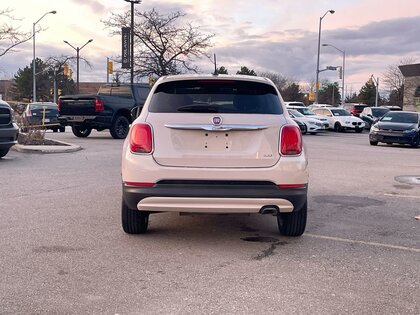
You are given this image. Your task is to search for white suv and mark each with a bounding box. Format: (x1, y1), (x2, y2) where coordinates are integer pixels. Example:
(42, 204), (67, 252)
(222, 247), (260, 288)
(121, 74), (308, 236)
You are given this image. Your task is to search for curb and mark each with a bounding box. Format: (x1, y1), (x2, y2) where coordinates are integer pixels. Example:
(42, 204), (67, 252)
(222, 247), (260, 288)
(12, 139), (82, 154)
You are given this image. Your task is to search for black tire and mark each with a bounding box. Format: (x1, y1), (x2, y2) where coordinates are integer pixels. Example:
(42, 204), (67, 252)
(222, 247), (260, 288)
(310, 132), (317, 135)
(71, 126), (92, 138)
(277, 201), (307, 236)
(0, 148), (10, 158)
(121, 200), (149, 234)
(370, 140), (378, 146)
(110, 115), (130, 139)
(59, 126), (65, 132)
(334, 122), (343, 132)
(411, 136), (420, 148)
(53, 128), (58, 132)
(355, 128), (363, 133)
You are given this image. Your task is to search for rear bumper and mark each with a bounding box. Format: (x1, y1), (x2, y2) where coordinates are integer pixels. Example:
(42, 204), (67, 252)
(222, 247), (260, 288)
(0, 123), (19, 148)
(59, 115), (113, 128)
(123, 181), (307, 213)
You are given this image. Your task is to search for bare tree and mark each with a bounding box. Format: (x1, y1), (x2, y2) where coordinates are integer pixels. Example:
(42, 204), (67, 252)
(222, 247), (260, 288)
(103, 8), (214, 79)
(382, 57), (416, 106)
(0, 8), (32, 58)
(259, 71), (289, 91)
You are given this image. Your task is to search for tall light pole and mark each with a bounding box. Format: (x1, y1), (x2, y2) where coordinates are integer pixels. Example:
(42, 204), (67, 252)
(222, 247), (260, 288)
(323, 43), (345, 105)
(63, 39), (93, 93)
(371, 75), (379, 107)
(315, 9), (335, 104)
(124, 0), (141, 84)
(32, 10), (56, 102)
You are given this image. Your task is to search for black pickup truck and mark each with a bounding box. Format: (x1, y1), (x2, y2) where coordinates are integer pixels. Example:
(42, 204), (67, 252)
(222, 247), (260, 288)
(58, 84), (150, 139)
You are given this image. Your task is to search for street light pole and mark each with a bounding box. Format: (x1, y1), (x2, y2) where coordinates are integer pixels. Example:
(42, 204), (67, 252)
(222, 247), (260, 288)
(323, 43), (345, 105)
(315, 9), (335, 104)
(32, 10), (56, 102)
(63, 39), (93, 93)
(371, 75), (379, 107)
(124, 0), (141, 84)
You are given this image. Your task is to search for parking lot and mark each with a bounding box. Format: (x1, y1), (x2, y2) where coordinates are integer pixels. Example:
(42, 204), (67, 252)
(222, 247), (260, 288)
(1, 129), (419, 314)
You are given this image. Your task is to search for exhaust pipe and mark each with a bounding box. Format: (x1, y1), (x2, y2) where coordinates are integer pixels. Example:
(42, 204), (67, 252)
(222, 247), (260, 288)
(259, 205), (279, 216)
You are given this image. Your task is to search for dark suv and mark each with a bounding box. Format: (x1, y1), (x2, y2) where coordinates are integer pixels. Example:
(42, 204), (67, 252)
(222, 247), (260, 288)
(342, 103), (368, 117)
(0, 100), (19, 158)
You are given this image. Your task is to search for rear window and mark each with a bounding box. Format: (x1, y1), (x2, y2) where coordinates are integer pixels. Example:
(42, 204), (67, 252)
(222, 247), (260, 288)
(149, 80), (282, 114)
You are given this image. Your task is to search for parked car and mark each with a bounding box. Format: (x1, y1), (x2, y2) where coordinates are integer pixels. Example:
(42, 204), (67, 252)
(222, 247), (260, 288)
(22, 102), (65, 132)
(312, 107), (365, 132)
(384, 105), (402, 111)
(369, 111), (420, 147)
(284, 101), (305, 107)
(0, 100), (19, 158)
(59, 83), (150, 139)
(294, 118), (307, 134)
(308, 103), (332, 111)
(342, 103), (368, 117)
(360, 106), (390, 129)
(287, 105), (330, 129)
(121, 74), (308, 236)
(288, 109), (324, 134)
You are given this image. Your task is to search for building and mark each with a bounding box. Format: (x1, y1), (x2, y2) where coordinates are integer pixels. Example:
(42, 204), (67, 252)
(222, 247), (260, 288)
(399, 63), (420, 112)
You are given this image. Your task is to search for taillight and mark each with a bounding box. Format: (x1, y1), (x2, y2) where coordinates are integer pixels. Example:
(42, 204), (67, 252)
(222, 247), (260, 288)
(95, 98), (104, 111)
(280, 125), (302, 155)
(57, 99), (61, 111)
(130, 123), (153, 154)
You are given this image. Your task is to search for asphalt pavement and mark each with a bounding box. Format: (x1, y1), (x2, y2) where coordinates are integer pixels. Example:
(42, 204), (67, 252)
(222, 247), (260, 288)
(0, 129), (419, 314)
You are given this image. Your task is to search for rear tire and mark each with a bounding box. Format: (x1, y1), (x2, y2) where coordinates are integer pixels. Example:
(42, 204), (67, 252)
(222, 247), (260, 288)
(0, 148), (10, 158)
(370, 140), (378, 146)
(72, 126), (92, 138)
(110, 115), (130, 139)
(277, 201), (307, 236)
(122, 200), (149, 234)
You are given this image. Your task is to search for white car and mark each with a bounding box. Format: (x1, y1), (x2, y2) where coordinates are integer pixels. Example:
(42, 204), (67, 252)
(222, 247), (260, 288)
(288, 109), (325, 134)
(308, 103), (332, 111)
(121, 74), (308, 236)
(312, 107), (365, 132)
(284, 101), (305, 107)
(287, 105), (330, 129)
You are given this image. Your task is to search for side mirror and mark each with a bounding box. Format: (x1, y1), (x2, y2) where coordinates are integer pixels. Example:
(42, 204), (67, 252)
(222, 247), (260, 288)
(131, 106), (142, 120)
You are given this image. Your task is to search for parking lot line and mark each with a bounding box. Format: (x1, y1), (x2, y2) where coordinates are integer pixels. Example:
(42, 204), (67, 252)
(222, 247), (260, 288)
(305, 234), (420, 253)
(383, 193), (420, 199)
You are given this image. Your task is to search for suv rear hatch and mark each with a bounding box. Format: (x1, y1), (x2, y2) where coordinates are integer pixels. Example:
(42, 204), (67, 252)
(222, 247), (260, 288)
(146, 79), (286, 168)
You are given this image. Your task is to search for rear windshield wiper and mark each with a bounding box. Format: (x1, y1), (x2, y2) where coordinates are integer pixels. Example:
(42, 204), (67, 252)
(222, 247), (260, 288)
(177, 104), (218, 113)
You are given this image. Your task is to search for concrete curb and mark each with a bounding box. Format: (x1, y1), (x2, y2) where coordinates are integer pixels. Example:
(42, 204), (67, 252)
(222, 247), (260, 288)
(12, 139), (82, 154)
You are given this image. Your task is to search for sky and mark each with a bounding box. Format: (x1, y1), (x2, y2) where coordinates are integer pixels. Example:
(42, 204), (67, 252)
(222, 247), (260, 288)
(1, 0), (420, 97)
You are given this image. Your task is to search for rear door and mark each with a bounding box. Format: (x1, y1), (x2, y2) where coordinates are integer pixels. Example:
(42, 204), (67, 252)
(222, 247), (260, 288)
(145, 79), (286, 168)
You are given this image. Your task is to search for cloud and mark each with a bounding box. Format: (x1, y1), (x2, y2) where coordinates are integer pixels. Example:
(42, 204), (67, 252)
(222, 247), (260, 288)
(70, 0), (106, 14)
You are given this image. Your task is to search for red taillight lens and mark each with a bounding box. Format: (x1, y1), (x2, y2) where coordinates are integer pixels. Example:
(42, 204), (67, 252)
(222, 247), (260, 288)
(280, 125), (302, 155)
(57, 99), (61, 111)
(95, 98), (104, 111)
(130, 123), (153, 153)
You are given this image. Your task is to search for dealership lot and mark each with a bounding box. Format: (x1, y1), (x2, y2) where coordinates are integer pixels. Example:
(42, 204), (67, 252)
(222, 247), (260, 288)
(1, 130), (419, 314)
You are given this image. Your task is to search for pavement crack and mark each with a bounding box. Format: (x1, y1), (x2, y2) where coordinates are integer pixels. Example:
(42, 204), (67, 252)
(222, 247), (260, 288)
(253, 241), (287, 261)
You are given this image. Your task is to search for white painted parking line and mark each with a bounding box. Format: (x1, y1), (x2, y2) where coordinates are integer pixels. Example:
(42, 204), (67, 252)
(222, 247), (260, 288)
(384, 193), (420, 199)
(305, 234), (420, 253)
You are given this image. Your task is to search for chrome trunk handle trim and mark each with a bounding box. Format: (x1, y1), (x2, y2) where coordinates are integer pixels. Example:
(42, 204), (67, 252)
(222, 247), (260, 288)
(164, 124), (268, 131)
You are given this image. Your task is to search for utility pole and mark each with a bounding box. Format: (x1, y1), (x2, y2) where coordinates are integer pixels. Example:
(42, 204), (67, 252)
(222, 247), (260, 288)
(371, 75), (379, 107)
(124, 0), (141, 84)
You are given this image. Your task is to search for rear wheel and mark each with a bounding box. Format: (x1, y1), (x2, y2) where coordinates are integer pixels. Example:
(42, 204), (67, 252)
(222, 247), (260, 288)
(71, 126), (92, 138)
(122, 200), (149, 234)
(0, 148), (10, 158)
(277, 201), (307, 236)
(334, 122), (343, 132)
(370, 140), (378, 146)
(110, 115), (130, 139)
